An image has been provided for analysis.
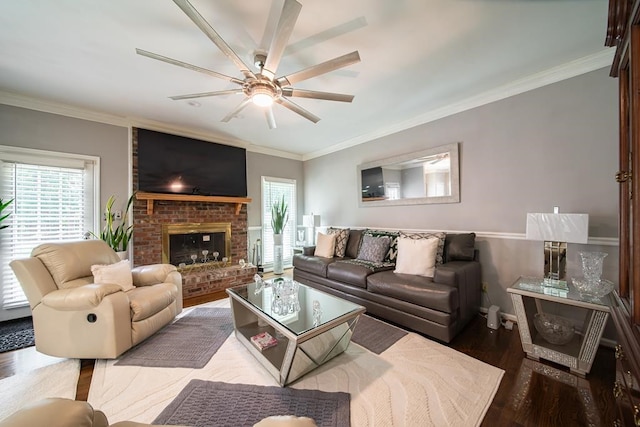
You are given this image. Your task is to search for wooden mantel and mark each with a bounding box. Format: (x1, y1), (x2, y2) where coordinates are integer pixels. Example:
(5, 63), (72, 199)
(136, 191), (251, 215)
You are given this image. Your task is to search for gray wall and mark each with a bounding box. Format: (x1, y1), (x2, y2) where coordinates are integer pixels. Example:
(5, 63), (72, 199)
(0, 104), (130, 320)
(302, 68), (619, 329)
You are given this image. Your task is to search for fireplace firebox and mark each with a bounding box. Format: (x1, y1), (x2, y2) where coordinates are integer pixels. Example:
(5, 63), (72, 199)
(162, 222), (232, 267)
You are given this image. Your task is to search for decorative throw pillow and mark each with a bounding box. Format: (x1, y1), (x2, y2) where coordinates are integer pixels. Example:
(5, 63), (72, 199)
(357, 235), (392, 263)
(399, 231), (446, 265)
(327, 227), (350, 257)
(91, 259), (134, 292)
(394, 237), (439, 277)
(363, 229), (399, 263)
(314, 232), (336, 258)
(447, 232), (476, 261)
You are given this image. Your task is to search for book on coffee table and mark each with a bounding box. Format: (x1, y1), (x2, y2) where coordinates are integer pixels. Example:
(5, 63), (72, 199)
(250, 331), (278, 351)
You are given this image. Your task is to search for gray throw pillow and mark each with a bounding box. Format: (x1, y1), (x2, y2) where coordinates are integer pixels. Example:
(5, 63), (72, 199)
(447, 233), (476, 261)
(357, 235), (391, 263)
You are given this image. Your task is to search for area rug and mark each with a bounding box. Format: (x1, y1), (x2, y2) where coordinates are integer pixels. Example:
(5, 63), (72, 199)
(115, 307), (233, 368)
(351, 314), (407, 354)
(0, 316), (35, 353)
(0, 358), (80, 420)
(153, 379), (350, 427)
(89, 299), (504, 426)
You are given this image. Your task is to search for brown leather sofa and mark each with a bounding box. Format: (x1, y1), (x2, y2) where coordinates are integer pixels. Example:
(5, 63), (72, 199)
(293, 229), (481, 343)
(9, 240), (183, 359)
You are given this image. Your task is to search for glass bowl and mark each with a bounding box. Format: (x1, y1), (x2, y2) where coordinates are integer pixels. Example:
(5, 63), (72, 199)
(533, 313), (575, 345)
(572, 277), (615, 299)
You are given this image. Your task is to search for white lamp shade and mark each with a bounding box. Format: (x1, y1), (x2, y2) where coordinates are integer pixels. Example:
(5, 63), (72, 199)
(302, 215), (321, 227)
(525, 213), (589, 244)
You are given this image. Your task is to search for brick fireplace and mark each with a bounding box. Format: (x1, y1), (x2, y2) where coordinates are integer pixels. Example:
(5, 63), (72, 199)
(131, 128), (256, 302)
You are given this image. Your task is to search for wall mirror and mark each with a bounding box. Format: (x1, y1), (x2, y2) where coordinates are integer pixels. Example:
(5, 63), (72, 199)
(357, 142), (460, 207)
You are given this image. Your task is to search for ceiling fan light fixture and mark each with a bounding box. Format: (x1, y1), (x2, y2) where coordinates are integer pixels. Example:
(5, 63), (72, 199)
(250, 86), (275, 107)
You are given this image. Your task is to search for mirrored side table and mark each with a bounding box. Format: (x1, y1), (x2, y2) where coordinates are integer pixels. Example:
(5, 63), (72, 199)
(507, 276), (611, 377)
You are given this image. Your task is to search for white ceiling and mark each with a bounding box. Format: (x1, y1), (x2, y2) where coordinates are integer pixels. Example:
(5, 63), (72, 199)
(0, 0), (612, 160)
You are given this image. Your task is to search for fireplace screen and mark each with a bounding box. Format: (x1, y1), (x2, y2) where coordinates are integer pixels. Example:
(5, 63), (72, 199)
(162, 223), (231, 267)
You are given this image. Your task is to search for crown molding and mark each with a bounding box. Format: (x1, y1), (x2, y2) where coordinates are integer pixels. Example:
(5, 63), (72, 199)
(303, 49), (616, 161)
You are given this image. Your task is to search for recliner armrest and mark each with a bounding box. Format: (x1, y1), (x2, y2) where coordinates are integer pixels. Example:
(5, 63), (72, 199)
(131, 264), (178, 287)
(41, 284), (122, 311)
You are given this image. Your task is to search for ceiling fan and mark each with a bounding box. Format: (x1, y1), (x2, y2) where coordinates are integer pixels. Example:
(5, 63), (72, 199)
(136, 0), (361, 129)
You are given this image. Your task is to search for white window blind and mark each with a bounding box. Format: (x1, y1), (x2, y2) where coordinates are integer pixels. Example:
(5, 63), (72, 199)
(261, 177), (296, 270)
(0, 146), (98, 310)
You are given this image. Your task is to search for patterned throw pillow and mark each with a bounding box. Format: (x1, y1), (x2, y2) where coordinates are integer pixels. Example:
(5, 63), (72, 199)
(363, 229), (399, 263)
(327, 227), (350, 258)
(357, 235), (392, 263)
(399, 231), (446, 265)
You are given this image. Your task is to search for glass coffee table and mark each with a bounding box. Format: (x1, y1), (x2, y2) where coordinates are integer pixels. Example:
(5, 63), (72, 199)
(226, 278), (365, 386)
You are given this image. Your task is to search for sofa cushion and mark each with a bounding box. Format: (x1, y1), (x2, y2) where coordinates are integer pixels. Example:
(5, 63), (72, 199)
(327, 227), (350, 257)
(367, 270), (459, 314)
(327, 260), (382, 288)
(445, 232), (476, 261)
(363, 229), (399, 263)
(292, 254), (336, 278)
(128, 282), (177, 322)
(399, 231), (446, 265)
(314, 232), (336, 258)
(345, 229), (364, 259)
(394, 237), (439, 277)
(32, 240), (120, 288)
(357, 235), (391, 263)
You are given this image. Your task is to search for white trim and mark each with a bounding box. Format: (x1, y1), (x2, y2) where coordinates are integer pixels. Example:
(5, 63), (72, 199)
(0, 49), (614, 162)
(326, 225), (619, 246)
(303, 49), (616, 161)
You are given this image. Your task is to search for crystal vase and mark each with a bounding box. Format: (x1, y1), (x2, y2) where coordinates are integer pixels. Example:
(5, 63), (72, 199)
(573, 251), (614, 298)
(580, 251), (607, 283)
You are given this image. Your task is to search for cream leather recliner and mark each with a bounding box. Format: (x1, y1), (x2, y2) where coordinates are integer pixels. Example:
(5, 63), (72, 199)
(9, 240), (183, 359)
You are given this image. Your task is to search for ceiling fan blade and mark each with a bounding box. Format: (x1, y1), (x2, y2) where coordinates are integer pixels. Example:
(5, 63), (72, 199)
(136, 49), (244, 85)
(263, 0), (302, 78)
(282, 88), (354, 103)
(172, 0), (256, 80)
(276, 97), (320, 123)
(169, 89), (244, 100)
(277, 51), (360, 86)
(265, 106), (277, 129)
(221, 98), (251, 123)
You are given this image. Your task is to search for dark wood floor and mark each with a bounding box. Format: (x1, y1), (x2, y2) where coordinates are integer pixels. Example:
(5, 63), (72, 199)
(0, 290), (616, 426)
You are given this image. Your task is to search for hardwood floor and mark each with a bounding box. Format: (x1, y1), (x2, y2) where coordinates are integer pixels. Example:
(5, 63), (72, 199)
(0, 273), (616, 426)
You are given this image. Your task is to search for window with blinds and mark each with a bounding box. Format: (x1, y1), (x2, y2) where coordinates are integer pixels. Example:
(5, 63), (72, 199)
(261, 176), (296, 270)
(0, 145), (99, 310)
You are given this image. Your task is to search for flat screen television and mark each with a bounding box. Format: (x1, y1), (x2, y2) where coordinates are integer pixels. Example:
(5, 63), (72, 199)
(361, 166), (385, 199)
(137, 128), (247, 197)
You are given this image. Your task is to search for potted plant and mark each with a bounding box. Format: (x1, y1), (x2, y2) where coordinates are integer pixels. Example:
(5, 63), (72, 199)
(92, 193), (135, 258)
(271, 195), (288, 275)
(0, 198), (13, 230)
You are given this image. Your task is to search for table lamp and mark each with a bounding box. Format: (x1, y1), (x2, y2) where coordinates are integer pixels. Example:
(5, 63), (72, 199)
(302, 214), (321, 245)
(525, 208), (589, 288)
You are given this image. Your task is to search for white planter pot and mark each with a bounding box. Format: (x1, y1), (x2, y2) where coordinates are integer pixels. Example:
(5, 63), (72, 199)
(116, 250), (128, 261)
(273, 234), (283, 275)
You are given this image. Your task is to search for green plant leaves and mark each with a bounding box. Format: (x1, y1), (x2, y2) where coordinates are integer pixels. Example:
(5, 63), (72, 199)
(90, 193), (135, 251)
(271, 195), (288, 234)
(0, 198), (13, 230)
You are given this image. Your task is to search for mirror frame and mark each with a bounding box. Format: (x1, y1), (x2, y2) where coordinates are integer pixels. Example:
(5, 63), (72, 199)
(357, 142), (460, 207)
